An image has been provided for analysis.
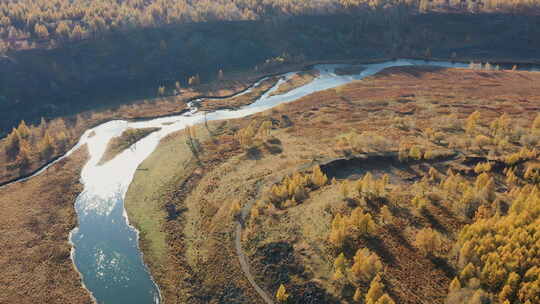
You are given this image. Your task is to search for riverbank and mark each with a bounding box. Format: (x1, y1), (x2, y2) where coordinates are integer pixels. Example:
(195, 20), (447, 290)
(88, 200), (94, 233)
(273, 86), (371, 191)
(124, 122), (265, 303)
(2, 55), (539, 188)
(0, 146), (92, 304)
(124, 65), (540, 303)
(0, 59), (316, 187)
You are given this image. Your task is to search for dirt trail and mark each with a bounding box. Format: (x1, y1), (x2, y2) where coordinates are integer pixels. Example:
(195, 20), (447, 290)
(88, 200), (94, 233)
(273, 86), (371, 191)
(235, 195), (275, 304)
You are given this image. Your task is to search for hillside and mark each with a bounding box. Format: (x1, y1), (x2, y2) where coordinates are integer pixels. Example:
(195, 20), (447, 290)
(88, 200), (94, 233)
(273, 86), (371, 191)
(124, 65), (540, 303)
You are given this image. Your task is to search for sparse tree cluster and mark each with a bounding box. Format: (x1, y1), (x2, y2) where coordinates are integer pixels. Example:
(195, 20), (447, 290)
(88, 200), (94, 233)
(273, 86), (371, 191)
(329, 207), (377, 248)
(330, 239), (393, 303)
(268, 166), (328, 208)
(235, 119), (273, 150)
(336, 131), (391, 156)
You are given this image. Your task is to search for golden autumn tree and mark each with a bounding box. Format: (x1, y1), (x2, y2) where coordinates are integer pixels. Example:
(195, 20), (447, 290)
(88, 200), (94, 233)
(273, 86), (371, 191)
(71, 24), (84, 40)
(409, 145), (423, 160)
(17, 120), (30, 139)
(350, 248), (383, 283)
(34, 23), (49, 39)
(375, 294), (395, 304)
(38, 131), (55, 159)
(449, 277), (461, 292)
(5, 127), (21, 159)
(16, 139), (31, 168)
(55, 21), (70, 40)
(329, 213), (347, 248)
(353, 288), (363, 302)
(340, 181), (350, 200)
(276, 284), (289, 302)
(349, 207), (377, 237)
(414, 228), (442, 257)
(465, 111), (481, 134)
(311, 165), (328, 188)
(532, 113), (540, 130)
(365, 275), (385, 304)
(380, 205), (393, 225)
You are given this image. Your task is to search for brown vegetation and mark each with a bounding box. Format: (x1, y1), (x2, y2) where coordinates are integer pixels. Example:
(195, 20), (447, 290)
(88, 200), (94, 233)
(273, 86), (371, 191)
(269, 70), (320, 97)
(0, 147), (91, 304)
(124, 65), (540, 304)
(98, 127), (160, 165)
(199, 76), (280, 112)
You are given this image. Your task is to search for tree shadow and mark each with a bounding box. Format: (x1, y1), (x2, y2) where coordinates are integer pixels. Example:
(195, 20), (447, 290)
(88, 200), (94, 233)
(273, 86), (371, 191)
(166, 204), (187, 221)
(245, 146), (262, 160)
(365, 236), (396, 266)
(387, 225), (414, 251)
(421, 208), (448, 234)
(430, 256), (456, 279)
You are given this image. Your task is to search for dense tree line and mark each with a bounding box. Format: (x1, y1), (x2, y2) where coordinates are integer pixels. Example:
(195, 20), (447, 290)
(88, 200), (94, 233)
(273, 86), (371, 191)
(1, 0), (539, 52)
(3, 118), (72, 170)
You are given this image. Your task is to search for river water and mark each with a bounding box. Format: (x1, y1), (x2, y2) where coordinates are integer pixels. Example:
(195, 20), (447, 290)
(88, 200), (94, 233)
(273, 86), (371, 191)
(25, 59), (472, 303)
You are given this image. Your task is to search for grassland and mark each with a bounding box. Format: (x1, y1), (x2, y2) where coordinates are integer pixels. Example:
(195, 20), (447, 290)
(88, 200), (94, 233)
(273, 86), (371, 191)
(0, 147), (91, 304)
(124, 65), (540, 304)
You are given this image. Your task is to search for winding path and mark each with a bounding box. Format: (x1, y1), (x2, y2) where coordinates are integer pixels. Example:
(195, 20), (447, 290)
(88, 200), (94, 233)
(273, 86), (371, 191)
(235, 186), (275, 304)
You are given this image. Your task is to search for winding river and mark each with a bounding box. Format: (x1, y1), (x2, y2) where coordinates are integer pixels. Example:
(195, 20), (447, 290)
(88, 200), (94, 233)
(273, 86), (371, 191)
(13, 59), (474, 303)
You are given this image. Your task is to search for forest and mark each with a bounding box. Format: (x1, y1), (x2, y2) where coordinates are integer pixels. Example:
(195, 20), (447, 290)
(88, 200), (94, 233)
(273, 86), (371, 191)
(1, 0), (540, 53)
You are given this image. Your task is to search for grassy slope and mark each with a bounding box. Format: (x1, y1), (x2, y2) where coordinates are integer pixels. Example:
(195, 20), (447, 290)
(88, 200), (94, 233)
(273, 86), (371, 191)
(0, 147), (91, 304)
(124, 124), (212, 302)
(125, 66), (540, 303)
